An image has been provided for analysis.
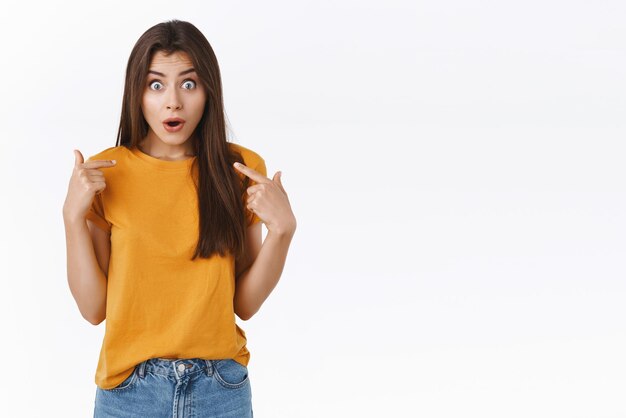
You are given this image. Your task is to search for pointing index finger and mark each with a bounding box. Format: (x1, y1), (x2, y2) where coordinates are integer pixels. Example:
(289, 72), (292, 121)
(233, 162), (267, 183)
(83, 159), (117, 169)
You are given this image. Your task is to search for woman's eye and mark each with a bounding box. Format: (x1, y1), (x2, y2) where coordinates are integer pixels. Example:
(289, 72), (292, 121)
(147, 79), (196, 90)
(182, 80), (196, 89)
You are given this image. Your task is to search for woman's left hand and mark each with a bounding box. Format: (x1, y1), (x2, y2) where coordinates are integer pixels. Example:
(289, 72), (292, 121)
(234, 162), (297, 237)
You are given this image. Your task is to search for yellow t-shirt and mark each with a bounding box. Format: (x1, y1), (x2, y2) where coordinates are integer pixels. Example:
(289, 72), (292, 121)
(85, 142), (266, 390)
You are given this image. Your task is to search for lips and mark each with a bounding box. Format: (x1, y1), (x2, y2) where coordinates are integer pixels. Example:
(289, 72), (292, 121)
(162, 117), (186, 133)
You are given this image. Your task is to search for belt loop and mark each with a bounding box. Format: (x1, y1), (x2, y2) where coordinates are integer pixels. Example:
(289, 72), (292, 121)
(138, 360), (147, 378)
(204, 360), (213, 376)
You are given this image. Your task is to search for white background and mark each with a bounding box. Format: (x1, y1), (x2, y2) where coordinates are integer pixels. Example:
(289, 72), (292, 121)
(1, 1), (625, 417)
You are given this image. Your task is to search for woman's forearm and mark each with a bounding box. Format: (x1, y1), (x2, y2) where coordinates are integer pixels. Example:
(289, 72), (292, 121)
(233, 229), (294, 320)
(63, 215), (107, 325)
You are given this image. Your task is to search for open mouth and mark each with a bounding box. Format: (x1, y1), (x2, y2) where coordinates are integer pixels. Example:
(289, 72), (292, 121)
(163, 120), (185, 132)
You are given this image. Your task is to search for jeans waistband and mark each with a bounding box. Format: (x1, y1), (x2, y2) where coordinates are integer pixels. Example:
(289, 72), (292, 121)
(136, 357), (227, 379)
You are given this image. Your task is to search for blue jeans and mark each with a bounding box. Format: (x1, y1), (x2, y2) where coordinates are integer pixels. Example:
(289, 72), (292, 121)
(94, 357), (253, 417)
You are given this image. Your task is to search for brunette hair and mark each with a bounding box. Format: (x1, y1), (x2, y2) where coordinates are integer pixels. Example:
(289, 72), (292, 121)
(115, 19), (253, 261)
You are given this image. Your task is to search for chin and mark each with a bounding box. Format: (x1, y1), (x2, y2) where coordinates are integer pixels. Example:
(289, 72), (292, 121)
(157, 131), (192, 144)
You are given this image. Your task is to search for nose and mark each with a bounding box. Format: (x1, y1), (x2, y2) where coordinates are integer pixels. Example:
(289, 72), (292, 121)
(166, 90), (183, 110)
(167, 102), (182, 110)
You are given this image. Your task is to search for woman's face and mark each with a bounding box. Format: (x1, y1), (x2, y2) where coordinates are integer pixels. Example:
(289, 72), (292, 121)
(141, 50), (206, 149)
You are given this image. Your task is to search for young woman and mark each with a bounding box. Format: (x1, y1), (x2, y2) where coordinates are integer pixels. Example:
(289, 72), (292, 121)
(62, 20), (296, 417)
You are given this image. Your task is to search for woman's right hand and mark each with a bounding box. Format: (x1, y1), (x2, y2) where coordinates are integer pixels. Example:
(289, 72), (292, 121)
(62, 149), (116, 223)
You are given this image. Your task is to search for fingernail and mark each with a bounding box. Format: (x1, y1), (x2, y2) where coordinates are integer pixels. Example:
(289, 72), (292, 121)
(111, 160), (117, 164)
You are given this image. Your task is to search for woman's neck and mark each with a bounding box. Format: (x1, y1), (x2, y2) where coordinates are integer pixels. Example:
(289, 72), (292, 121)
(137, 135), (195, 161)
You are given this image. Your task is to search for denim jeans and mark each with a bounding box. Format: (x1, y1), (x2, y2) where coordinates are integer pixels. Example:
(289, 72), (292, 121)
(94, 357), (253, 417)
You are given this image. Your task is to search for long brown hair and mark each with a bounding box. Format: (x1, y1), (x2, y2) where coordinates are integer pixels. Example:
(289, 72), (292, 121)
(115, 19), (252, 262)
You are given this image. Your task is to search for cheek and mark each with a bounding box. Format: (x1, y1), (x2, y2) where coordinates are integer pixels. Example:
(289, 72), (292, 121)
(141, 96), (161, 120)
(189, 94), (206, 119)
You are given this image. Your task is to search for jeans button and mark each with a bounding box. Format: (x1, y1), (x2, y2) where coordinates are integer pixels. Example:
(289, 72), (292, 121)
(177, 363), (186, 372)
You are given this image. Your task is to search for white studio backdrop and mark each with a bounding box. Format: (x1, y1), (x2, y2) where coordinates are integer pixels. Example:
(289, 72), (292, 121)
(0, 1), (625, 417)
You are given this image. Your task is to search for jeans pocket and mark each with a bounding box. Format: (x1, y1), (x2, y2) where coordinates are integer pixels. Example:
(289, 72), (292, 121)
(106, 366), (139, 392)
(213, 359), (250, 389)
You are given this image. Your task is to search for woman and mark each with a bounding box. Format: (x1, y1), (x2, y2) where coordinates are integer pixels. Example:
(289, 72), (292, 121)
(62, 19), (296, 417)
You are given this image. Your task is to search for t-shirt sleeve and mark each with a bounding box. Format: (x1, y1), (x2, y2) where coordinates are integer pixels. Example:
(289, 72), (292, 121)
(86, 191), (112, 233)
(246, 157), (267, 226)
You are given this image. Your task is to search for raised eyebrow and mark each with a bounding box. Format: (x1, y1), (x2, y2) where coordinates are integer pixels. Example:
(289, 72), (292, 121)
(148, 68), (196, 77)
